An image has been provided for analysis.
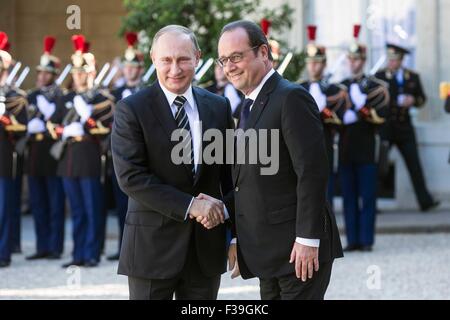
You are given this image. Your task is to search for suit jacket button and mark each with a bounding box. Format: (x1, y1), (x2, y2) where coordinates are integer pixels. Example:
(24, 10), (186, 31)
(235, 186), (239, 192)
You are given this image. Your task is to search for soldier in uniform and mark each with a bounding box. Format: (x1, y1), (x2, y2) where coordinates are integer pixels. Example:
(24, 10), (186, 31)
(340, 25), (389, 252)
(106, 32), (145, 261)
(0, 39), (24, 255)
(56, 35), (114, 268)
(375, 44), (439, 212)
(300, 25), (350, 211)
(25, 36), (66, 260)
(0, 31), (28, 267)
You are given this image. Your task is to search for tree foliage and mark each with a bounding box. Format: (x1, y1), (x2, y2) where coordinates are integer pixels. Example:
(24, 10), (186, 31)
(121, 0), (306, 82)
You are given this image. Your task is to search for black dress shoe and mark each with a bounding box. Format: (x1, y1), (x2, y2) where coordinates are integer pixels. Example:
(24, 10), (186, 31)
(26, 253), (50, 260)
(343, 245), (360, 252)
(47, 253), (61, 260)
(84, 260), (99, 267)
(360, 245), (373, 252)
(421, 200), (440, 212)
(62, 261), (84, 268)
(107, 253), (120, 261)
(0, 260), (11, 268)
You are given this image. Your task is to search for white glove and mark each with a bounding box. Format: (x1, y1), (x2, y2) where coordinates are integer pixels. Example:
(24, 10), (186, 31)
(62, 122), (85, 139)
(73, 95), (93, 124)
(309, 82), (327, 112)
(121, 88), (133, 99)
(350, 83), (367, 111)
(343, 109), (358, 125)
(27, 118), (46, 134)
(36, 95), (56, 120)
(0, 101), (5, 116)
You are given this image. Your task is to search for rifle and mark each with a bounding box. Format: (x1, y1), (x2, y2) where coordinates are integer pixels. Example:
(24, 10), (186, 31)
(194, 58), (214, 82)
(55, 64), (72, 86)
(6, 62), (21, 86)
(14, 66), (30, 88)
(276, 52), (293, 76)
(142, 64), (155, 83)
(94, 63), (110, 88)
(49, 107), (80, 160)
(102, 66), (119, 88)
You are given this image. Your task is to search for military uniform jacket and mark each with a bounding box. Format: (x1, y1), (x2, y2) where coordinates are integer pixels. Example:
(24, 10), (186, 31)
(375, 68), (426, 125)
(300, 80), (348, 170)
(26, 84), (65, 176)
(340, 75), (389, 165)
(56, 89), (114, 177)
(0, 86), (28, 177)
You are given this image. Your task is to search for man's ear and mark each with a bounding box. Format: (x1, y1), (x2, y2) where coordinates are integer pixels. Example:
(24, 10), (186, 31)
(260, 44), (269, 60)
(150, 52), (155, 65)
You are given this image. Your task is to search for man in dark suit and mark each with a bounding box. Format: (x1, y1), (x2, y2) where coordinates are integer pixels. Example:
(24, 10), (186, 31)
(112, 25), (234, 300)
(375, 44), (439, 212)
(216, 20), (343, 300)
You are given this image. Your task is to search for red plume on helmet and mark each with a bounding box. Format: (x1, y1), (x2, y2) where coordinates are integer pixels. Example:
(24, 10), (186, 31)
(44, 36), (56, 54)
(83, 41), (90, 53)
(125, 32), (138, 47)
(353, 24), (361, 40)
(71, 34), (85, 52)
(3, 42), (10, 52)
(260, 19), (271, 36)
(307, 25), (317, 42)
(0, 32), (8, 50)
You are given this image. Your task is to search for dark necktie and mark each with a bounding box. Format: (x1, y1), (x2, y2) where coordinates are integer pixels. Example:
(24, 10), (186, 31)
(173, 95), (195, 177)
(238, 98), (254, 129)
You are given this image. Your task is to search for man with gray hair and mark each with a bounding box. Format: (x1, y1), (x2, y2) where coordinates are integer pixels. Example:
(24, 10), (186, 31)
(112, 25), (235, 299)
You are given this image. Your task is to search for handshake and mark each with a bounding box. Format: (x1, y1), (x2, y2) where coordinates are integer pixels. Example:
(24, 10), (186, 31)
(188, 193), (226, 229)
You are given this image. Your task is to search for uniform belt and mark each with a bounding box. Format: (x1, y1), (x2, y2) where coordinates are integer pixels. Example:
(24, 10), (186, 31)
(29, 133), (46, 142)
(68, 136), (92, 143)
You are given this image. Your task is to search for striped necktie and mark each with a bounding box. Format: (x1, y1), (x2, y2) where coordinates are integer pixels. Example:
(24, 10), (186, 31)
(173, 95), (195, 177)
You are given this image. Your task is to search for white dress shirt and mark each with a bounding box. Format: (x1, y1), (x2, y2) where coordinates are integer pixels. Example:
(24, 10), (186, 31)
(231, 68), (320, 248)
(159, 82), (229, 221)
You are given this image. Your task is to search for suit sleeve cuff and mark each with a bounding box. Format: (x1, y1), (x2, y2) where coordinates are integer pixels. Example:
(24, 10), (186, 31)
(184, 197), (195, 220)
(223, 204), (230, 220)
(296, 237), (320, 247)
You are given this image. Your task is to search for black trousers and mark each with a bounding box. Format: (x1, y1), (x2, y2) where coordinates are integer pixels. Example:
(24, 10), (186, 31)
(259, 261), (333, 300)
(128, 236), (221, 300)
(387, 124), (434, 209)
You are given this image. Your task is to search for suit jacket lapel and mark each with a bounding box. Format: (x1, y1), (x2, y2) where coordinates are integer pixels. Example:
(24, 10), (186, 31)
(193, 87), (212, 186)
(234, 71), (281, 185)
(149, 82), (193, 183)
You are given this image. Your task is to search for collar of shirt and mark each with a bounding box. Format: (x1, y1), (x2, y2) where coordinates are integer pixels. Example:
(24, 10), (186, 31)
(159, 81), (196, 116)
(245, 68), (276, 110)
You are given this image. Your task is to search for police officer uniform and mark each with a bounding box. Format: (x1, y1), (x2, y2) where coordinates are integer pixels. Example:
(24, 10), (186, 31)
(375, 44), (439, 212)
(57, 35), (114, 268)
(300, 25), (350, 210)
(25, 36), (66, 260)
(0, 31), (28, 267)
(340, 25), (390, 252)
